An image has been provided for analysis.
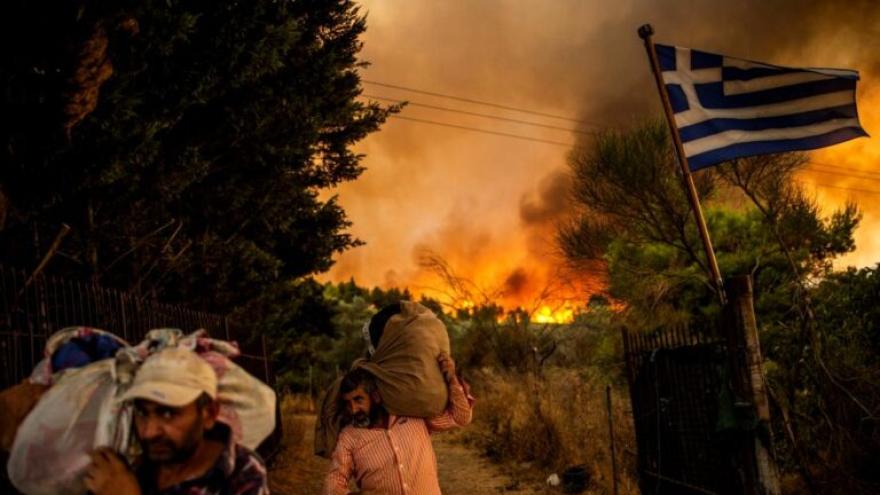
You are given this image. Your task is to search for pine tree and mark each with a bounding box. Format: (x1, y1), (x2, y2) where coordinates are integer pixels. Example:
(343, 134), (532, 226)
(0, 0), (398, 312)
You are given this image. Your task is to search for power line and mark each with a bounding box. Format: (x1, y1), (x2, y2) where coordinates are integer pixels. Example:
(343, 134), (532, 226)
(799, 180), (880, 196)
(809, 160), (880, 176)
(808, 160), (880, 178)
(389, 115), (575, 147)
(385, 115), (880, 193)
(362, 82), (878, 184)
(804, 166), (880, 183)
(362, 79), (598, 126)
(362, 94), (598, 135)
(367, 87), (879, 194)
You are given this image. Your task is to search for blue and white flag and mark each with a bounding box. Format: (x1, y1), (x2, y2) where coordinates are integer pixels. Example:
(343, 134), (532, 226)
(655, 44), (868, 171)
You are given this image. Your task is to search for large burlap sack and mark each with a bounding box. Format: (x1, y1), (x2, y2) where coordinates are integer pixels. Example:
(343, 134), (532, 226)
(315, 300), (450, 457)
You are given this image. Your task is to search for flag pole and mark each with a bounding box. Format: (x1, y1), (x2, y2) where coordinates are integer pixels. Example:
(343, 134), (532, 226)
(638, 23), (726, 304)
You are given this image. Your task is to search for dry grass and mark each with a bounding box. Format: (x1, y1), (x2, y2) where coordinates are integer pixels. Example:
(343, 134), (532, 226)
(268, 395), (550, 494)
(269, 375), (640, 494)
(267, 397), (329, 495)
(461, 367), (640, 494)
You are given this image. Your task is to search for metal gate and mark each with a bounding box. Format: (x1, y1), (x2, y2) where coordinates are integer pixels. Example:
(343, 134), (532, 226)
(623, 276), (777, 495)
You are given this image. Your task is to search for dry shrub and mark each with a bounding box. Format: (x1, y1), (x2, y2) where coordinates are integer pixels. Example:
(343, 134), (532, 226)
(464, 367), (639, 494)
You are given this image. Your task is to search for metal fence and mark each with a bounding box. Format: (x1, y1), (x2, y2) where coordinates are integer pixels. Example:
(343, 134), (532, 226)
(622, 276), (775, 495)
(623, 325), (742, 494)
(0, 263), (281, 488)
(0, 264), (228, 388)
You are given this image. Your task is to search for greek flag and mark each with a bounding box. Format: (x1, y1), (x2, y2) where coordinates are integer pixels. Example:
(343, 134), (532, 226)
(655, 44), (868, 171)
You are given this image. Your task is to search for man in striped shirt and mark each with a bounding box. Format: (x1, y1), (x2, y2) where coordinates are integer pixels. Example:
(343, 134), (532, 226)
(323, 352), (474, 495)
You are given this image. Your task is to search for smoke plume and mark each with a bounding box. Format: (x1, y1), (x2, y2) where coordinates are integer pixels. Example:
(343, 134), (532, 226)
(321, 0), (880, 311)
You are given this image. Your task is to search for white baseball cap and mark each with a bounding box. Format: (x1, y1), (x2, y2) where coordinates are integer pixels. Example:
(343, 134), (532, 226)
(120, 346), (218, 407)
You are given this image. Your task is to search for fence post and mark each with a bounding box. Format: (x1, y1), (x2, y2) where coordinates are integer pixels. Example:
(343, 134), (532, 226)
(725, 275), (780, 495)
(606, 384), (619, 495)
(120, 292), (129, 342)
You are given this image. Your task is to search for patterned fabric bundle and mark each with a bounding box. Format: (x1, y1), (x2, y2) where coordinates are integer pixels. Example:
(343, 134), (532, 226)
(7, 328), (276, 495)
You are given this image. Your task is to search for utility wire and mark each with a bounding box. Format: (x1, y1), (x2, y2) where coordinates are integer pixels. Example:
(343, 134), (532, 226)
(810, 160), (880, 174)
(362, 94), (599, 135)
(805, 166), (880, 183)
(386, 115), (880, 192)
(364, 83), (879, 194)
(362, 79), (598, 126)
(388, 115), (576, 147)
(363, 82), (878, 176)
(810, 160), (880, 176)
(799, 180), (880, 196)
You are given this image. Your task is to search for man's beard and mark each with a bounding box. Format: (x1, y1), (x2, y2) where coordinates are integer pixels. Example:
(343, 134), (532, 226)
(352, 406), (384, 428)
(352, 412), (370, 428)
(140, 418), (203, 464)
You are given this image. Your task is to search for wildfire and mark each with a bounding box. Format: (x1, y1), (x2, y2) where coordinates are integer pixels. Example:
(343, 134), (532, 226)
(403, 252), (606, 323)
(532, 304), (576, 324)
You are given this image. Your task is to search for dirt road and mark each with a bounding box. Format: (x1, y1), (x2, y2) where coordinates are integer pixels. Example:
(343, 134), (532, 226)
(268, 414), (549, 495)
(433, 432), (549, 494)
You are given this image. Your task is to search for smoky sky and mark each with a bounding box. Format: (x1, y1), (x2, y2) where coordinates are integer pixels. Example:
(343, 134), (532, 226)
(519, 169), (570, 226)
(322, 0), (880, 307)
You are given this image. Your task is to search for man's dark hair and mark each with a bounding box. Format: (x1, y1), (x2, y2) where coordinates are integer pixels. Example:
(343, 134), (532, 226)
(338, 368), (384, 426)
(367, 302), (402, 350)
(339, 368), (376, 396)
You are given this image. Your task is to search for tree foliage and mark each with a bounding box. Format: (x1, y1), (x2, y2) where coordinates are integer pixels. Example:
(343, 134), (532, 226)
(561, 118), (879, 491)
(560, 119), (859, 329)
(0, 0), (398, 313)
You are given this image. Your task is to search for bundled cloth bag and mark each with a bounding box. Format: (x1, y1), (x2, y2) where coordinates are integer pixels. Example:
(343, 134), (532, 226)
(0, 381), (50, 453)
(29, 327), (127, 385)
(315, 300), (450, 457)
(8, 328), (276, 495)
(1, 327), (125, 456)
(8, 359), (121, 495)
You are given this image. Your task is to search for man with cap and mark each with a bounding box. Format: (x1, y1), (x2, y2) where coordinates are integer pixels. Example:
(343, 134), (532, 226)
(83, 346), (269, 495)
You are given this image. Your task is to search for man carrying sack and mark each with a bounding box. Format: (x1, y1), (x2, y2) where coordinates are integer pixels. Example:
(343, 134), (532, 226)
(317, 301), (475, 495)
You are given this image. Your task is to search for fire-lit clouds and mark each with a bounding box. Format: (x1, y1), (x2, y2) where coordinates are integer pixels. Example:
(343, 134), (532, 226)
(320, 1), (880, 312)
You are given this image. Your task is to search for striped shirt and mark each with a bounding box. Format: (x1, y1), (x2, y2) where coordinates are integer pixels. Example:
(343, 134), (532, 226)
(323, 380), (474, 495)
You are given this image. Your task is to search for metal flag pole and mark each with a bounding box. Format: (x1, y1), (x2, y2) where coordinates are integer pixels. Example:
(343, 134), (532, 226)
(638, 23), (726, 304)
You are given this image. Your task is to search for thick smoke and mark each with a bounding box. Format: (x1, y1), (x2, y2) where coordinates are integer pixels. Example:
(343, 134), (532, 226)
(519, 170), (571, 227)
(321, 0), (880, 309)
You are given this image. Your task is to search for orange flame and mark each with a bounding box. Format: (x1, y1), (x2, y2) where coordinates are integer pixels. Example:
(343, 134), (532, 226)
(532, 304), (576, 324)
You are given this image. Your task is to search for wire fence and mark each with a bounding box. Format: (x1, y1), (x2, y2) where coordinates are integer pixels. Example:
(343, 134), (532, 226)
(0, 263), (281, 474)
